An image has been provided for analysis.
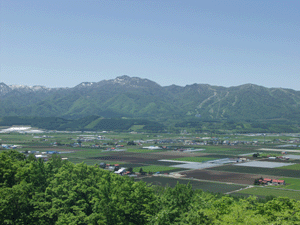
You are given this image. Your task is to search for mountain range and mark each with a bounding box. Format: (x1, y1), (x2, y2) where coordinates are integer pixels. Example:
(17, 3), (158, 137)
(1, 75), (300, 124)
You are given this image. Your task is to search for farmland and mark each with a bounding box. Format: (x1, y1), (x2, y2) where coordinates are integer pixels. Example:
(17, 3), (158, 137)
(208, 165), (300, 178)
(275, 177), (300, 190)
(139, 176), (245, 193)
(180, 169), (268, 185)
(171, 156), (219, 162)
(132, 165), (180, 173)
(2, 130), (300, 200)
(279, 164), (300, 170)
(235, 187), (300, 201)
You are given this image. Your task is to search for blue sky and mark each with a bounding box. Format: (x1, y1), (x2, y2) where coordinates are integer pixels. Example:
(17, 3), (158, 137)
(1, 0), (299, 89)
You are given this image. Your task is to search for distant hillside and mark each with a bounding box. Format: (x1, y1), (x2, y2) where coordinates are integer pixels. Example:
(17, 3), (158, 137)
(1, 76), (300, 124)
(0, 116), (166, 132)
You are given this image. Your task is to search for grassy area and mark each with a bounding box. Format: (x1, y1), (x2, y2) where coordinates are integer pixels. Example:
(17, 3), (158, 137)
(68, 158), (101, 166)
(237, 187), (300, 200)
(201, 146), (258, 155)
(68, 158), (126, 166)
(275, 177), (300, 190)
(202, 146), (234, 152)
(126, 148), (164, 153)
(172, 156), (219, 162)
(259, 153), (282, 158)
(97, 161), (126, 165)
(209, 165), (300, 178)
(60, 149), (110, 158)
(59, 149), (114, 165)
(133, 165), (178, 173)
(129, 125), (145, 131)
(279, 164), (300, 170)
(140, 177), (244, 193)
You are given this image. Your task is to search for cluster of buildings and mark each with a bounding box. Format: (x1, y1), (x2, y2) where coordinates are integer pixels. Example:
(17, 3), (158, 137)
(268, 155), (290, 160)
(33, 135), (54, 139)
(19, 150), (69, 161)
(1, 144), (21, 149)
(99, 163), (136, 176)
(257, 178), (285, 185)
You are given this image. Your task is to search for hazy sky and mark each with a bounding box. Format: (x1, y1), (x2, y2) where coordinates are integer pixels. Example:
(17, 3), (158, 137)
(1, 0), (299, 89)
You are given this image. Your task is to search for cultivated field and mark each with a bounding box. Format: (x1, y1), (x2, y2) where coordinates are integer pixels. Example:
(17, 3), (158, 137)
(279, 164), (300, 170)
(132, 165), (181, 173)
(180, 169), (270, 185)
(2, 131), (300, 199)
(140, 176), (244, 193)
(235, 187), (300, 200)
(208, 165), (300, 178)
(171, 156), (219, 162)
(234, 161), (295, 168)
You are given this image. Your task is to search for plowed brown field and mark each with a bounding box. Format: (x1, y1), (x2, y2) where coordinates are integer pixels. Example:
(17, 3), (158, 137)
(180, 169), (279, 185)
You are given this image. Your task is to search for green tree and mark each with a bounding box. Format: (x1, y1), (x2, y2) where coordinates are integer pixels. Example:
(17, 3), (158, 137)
(149, 182), (194, 224)
(127, 141), (136, 145)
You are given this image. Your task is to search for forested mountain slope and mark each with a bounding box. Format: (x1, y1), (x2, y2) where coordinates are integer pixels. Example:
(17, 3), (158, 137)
(1, 76), (300, 122)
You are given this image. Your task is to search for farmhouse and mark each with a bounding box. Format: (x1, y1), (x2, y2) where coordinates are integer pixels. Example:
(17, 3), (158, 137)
(272, 179), (285, 185)
(258, 178), (272, 184)
(114, 167), (126, 175)
(257, 178), (285, 185)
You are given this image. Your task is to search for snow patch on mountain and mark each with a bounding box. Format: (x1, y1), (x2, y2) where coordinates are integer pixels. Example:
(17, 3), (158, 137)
(8, 85), (51, 93)
(78, 82), (95, 87)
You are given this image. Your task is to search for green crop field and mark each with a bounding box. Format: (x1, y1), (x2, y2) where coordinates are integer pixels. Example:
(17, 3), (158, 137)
(237, 187), (300, 200)
(140, 177), (244, 193)
(259, 153), (282, 158)
(68, 158), (126, 166)
(128, 125), (145, 131)
(68, 158), (100, 165)
(60, 149), (111, 158)
(279, 164), (300, 170)
(172, 156), (219, 162)
(274, 177), (300, 190)
(121, 163), (146, 168)
(58, 149), (116, 165)
(208, 165), (300, 178)
(202, 145), (285, 156)
(133, 165), (179, 173)
(200, 146), (259, 155)
(141, 160), (184, 166)
(126, 148), (164, 153)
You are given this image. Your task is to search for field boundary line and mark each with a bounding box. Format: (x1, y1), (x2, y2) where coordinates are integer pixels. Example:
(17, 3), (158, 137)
(224, 185), (254, 195)
(206, 168), (300, 179)
(263, 186), (300, 192)
(155, 173), (248, 187)
(258, 148), (300, 153)
(135, 173), (248, 188)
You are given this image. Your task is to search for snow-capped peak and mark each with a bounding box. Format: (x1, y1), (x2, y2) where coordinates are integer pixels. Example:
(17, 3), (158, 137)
(80, 82), (94, 87)
(9, 85), (50, 91)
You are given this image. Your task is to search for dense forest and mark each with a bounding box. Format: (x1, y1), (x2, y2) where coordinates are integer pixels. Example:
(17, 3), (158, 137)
(1, 150), (300, 224)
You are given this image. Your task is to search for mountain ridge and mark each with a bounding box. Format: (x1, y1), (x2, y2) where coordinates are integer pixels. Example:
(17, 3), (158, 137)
(4, 75), (286, 90)
(1, 76), (300, 123)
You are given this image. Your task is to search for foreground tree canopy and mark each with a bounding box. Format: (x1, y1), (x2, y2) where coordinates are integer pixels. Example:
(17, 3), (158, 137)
(1, 151), (300, 225)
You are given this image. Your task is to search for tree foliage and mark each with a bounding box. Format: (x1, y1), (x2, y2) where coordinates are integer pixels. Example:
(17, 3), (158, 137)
(1, 150), (300, 224)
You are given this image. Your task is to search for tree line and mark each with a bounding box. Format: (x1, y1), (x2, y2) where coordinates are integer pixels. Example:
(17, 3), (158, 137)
(0, 116), (166, 133)
(1, 150), (300, 224)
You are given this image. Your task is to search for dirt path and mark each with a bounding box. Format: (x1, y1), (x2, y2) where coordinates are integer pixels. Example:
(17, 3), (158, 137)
(224, 185), (254, 195)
